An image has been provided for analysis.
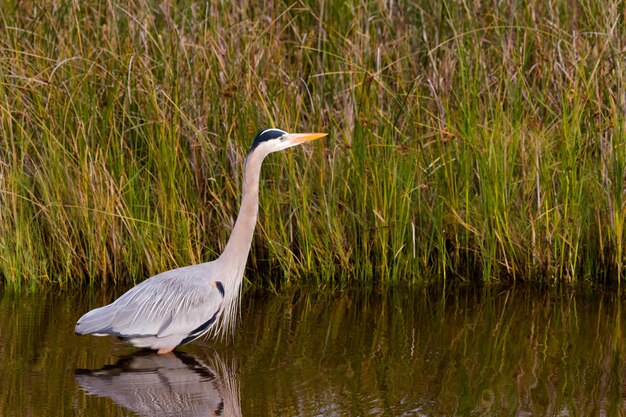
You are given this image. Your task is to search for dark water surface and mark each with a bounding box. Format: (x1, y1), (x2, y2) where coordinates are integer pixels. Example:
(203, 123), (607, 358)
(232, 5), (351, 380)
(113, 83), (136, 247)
(1, 286), (625, 416)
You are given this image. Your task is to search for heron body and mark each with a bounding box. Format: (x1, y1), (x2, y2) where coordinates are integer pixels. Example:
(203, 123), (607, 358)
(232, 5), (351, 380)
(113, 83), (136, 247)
(75, 128), (326, 353)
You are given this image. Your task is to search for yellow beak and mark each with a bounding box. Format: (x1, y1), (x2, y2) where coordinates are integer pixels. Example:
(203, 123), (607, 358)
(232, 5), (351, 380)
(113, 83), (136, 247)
(287, 132), (328, 145)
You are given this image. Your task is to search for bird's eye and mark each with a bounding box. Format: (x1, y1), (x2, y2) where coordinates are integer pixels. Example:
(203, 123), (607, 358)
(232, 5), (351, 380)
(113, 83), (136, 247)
(279, 135), (285, 141)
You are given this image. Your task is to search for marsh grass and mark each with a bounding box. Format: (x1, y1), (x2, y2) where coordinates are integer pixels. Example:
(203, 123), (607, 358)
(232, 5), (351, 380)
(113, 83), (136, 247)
(1, 0), (625, 288)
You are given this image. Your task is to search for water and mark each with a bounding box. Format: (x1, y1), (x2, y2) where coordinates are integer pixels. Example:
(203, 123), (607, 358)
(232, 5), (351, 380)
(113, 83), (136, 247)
(1, 286), (625, 416)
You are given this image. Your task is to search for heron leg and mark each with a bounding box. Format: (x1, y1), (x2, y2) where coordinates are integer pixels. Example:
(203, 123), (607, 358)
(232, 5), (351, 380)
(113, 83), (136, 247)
(157, 346), (176, 355)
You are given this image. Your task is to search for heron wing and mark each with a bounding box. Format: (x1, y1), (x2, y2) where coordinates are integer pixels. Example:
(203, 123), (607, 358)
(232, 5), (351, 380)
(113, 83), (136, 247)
(110, 275), (223, 339)
(154, 281), (224, 339)
(76, 265), (223, 339)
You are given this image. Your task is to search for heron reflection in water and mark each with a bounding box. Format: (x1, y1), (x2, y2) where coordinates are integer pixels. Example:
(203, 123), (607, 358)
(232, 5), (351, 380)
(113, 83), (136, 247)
(75, 129), (326, 353)
(75, 351), (241, 417)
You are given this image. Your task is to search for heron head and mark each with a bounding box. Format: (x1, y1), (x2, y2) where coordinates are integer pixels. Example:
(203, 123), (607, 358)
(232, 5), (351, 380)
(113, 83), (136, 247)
(247, 128), (327, 156)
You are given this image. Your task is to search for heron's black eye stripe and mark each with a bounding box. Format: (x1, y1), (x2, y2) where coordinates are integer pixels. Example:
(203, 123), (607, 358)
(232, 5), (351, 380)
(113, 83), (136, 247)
(248, 128), (287, 154)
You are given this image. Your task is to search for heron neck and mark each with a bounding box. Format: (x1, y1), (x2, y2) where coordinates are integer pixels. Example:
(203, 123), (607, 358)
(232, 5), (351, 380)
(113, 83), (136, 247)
(218, 150), (264, 269)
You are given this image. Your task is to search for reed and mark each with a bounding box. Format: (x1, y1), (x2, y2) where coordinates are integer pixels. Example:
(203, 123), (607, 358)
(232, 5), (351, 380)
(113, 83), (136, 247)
(1, 0), (624, 288)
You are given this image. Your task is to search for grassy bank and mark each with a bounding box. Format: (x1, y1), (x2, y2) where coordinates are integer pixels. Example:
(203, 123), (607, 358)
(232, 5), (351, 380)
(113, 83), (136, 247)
(1, 0), (624, 288)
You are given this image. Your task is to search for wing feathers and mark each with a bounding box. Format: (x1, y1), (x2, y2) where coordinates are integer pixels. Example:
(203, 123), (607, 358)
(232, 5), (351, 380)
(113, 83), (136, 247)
(76, 267), (224, 345)
(75, 304), (116, 335)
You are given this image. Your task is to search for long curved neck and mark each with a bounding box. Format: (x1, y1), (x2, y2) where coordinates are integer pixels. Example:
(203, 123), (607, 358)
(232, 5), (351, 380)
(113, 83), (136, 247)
(213, 149), (266, 338)
(219, 150), (265, 265)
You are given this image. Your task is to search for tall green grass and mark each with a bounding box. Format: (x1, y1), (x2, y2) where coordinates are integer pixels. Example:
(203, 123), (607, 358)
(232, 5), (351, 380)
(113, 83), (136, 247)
(0, 0), (625, 288)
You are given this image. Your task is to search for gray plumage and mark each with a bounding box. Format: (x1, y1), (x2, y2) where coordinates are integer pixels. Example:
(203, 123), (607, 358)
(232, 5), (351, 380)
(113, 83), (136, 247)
(75, 128), (326, 353)
(76, 264), (223, 351)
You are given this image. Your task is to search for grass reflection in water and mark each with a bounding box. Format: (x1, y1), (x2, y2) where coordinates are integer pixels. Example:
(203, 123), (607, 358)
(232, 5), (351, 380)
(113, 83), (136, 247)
(0, 287), (624, 416)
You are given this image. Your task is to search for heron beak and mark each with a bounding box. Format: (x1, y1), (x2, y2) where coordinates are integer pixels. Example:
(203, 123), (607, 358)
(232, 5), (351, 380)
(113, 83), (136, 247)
(287, 132), (327, 145)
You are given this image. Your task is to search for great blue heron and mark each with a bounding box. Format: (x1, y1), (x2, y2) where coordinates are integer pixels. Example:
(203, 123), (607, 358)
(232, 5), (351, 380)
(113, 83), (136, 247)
(75, 128), (326, 354)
